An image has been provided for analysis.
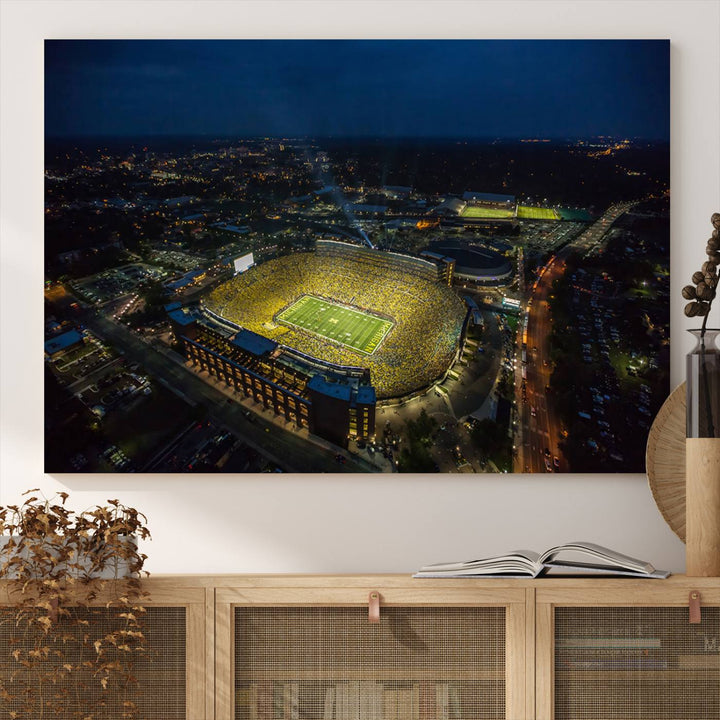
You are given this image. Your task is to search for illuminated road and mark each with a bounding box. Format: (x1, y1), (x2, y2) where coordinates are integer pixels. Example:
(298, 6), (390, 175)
(514, 201), (638, 473)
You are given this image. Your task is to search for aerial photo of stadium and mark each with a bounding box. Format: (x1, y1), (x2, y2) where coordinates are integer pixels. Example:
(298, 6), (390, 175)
(204, 242), (468, 399)
(41, 39), (670, 474)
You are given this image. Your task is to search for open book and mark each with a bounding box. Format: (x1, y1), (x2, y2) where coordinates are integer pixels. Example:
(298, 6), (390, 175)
(414, 541), (670, 579)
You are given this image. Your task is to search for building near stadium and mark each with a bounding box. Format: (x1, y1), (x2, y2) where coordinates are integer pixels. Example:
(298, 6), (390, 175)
(419, 251), (456, 286)
(44, 328), (84, 358)
(428, 240), (513, 285)
(169, 314), (376, 448)
(434, 197), (467, 216)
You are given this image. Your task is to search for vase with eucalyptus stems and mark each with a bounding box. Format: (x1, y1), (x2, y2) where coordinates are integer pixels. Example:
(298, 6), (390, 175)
(683, 213), (720, 576)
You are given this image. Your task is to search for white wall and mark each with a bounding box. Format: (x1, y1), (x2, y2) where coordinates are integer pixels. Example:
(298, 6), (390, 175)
(1, 0), (718, 574)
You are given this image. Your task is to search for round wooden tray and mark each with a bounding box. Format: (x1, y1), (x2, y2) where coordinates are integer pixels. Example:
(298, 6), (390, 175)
(646, 383), (686, 542)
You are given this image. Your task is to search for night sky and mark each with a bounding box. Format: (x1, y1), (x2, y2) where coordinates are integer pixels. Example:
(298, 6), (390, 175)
(45, 40), (669, 140)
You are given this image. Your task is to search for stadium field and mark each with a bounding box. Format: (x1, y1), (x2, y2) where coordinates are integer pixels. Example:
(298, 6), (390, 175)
(517, 205), (560, 220)
(461, 205), (515, 218)
(276, 295), (393, 355)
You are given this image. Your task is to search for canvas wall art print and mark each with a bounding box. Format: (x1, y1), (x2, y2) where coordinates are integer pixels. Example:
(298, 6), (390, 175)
(44, 39), (670, 474)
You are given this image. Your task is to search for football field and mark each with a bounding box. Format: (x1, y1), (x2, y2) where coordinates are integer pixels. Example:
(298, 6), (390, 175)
(461, 205), (515, 218)
(276, 295), (393, 355)
(517, 205), (560, 220)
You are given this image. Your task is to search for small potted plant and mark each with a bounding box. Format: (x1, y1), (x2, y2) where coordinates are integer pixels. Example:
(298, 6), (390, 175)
(0, 491), (151, 719)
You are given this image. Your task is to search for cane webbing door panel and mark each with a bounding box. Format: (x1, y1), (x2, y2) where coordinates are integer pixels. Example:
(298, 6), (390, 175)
(554, 607), (720, 720)
(0, 606), (185, 718)
(536, 582), (720, 720)
(235, 606), (504, 719)
(0, 582), (208, 720)
(216, 579), (529, 720)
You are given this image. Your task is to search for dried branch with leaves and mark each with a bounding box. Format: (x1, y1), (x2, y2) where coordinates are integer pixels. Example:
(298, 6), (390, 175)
(0, 491), (151, 719)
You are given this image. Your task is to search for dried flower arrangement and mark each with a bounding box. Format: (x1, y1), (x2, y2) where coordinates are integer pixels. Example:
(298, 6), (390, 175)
(682, 213), (720, 327)
(0, 491), (151, 719)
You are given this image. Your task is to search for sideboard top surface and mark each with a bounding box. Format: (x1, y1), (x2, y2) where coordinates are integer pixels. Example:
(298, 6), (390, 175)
(140, 573), (719, 589)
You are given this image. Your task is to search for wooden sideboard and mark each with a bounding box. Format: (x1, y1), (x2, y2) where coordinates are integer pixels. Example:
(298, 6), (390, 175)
(2, 574), (719, 720)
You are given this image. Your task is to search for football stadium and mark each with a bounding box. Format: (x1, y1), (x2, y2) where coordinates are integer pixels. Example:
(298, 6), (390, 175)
(204, 242), (468, 399)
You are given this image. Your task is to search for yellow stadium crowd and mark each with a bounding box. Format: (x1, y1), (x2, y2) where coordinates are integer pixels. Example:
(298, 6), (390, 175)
(204, 244), (467, 398)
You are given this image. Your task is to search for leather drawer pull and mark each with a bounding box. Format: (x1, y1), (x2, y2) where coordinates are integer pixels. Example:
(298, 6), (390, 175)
(689, 590), (702, 624)
(368, 591), (380, 623)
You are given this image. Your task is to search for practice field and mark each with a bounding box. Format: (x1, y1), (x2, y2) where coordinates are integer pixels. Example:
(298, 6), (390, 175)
(276, 295), (393, 355)
(517, 205), (560, 220)
(461, 205), (515, 218)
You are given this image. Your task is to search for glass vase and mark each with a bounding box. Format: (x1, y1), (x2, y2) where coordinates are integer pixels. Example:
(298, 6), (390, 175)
(686, 328), (720, 438)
